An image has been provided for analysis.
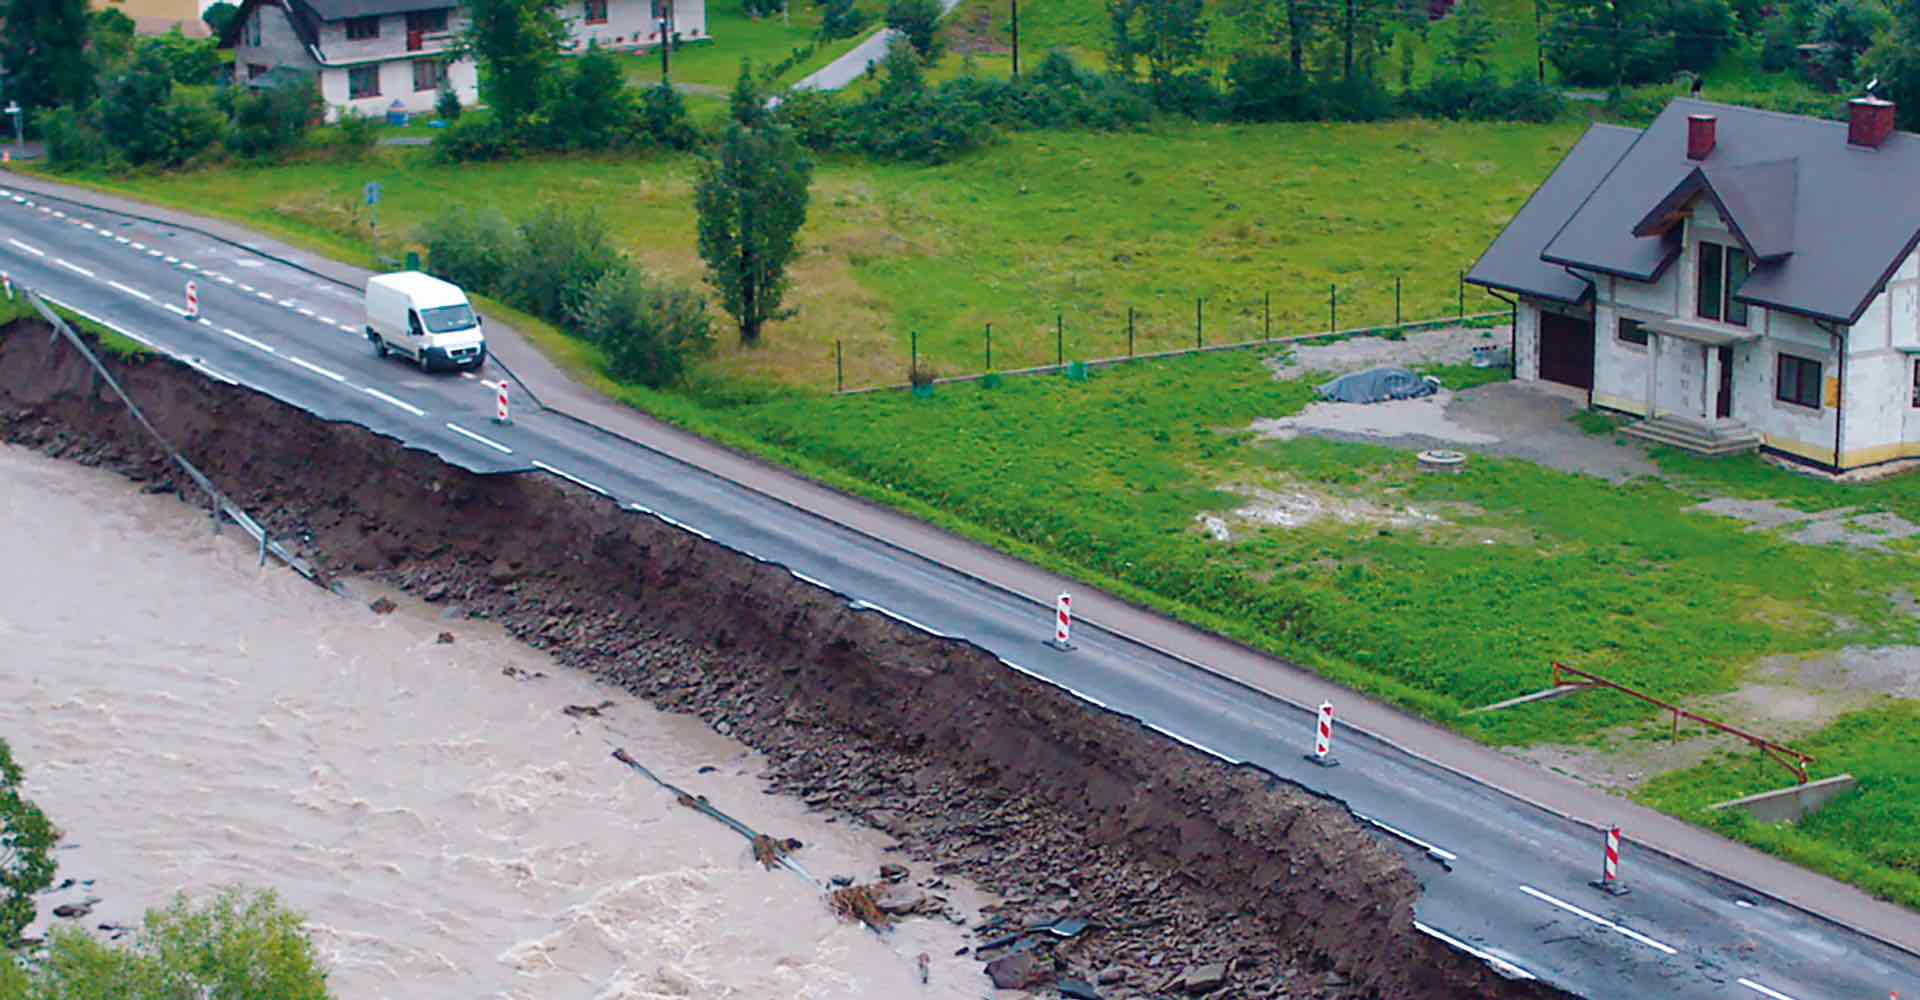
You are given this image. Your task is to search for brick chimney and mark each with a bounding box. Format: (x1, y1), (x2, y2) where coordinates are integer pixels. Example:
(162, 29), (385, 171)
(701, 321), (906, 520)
(1687, 113), (1716, 160)
(1848, 96), (1895, 149)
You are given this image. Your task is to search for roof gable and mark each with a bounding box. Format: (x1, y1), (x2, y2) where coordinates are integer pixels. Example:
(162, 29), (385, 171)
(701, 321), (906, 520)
(1631, 158), (1798, 262)
(1541, 98), (1920, 325)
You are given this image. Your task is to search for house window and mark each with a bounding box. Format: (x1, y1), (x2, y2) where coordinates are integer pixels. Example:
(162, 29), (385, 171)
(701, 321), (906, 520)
(247, 63), (269, 80)
(1776, 353), (1822, 409)
(1697, 241), (1750, 327)
(413, 59), (444, 92)
(345, 15), (381, 40)
(245, 11), (262, 45)
(1912, 359), (1920, 408)
(585, 0), (608, 22)
(1617, 317), (1649, 346)
(348, 64), (381, 98)
(406, 9), (448, 32)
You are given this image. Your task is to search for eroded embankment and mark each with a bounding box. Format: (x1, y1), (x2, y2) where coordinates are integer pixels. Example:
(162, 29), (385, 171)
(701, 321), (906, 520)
(0, 320), (1568, 999)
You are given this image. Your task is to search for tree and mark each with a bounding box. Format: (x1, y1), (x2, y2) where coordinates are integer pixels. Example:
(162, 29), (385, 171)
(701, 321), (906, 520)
(139, 28), (225, 86)
(1811, 0), (1889, 87)
(695, 120), (813, 345)
(0, 0), (94, 115)
(819, 0), (871, 39)
(227, 74), (323, 160)
(203, 0), (241, 36)
(729, 58), (771, 126)
(16, 889), (329, 999)
(886, 0), (946, 59)
(546, 42), (634, 149)
(436, 81), (464, 120)
(1441, 0), (1499, 75)
(638, 82), (699, 148)
(1866, 0), (1920, 127)
(1108, 0), (1209, 88)
(1546, 0), (1671, 89)
(1, 738), (58, 948)
(459, 0), (569, 126)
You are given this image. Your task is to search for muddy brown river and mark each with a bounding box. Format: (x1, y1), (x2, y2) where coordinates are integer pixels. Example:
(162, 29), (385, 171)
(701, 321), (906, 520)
(0, 444), (988, 998)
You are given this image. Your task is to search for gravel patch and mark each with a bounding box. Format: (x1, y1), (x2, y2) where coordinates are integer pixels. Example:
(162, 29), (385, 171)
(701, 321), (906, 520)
(1266, 325), (1507, 381)
(1690, 499), (1920, 552)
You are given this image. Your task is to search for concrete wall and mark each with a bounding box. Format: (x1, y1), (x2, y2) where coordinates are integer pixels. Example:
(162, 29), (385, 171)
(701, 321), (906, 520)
(319, 57), (477, 121)
(1514, 298), (1541, 382)
(1709, 774), (1856, 825)
(1838, 248), (1920, 467)
(568, 0), (708, 50)
(233, 1), (316, 83)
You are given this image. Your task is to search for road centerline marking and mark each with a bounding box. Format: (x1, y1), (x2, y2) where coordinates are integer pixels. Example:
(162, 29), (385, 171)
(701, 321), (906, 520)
(55, 259), (95, 278)
(7, 238), (45, 257)
(1516, 885), (1678, 956)
(286, 355), (346, 383)
(445, 422), (513, 454)
(1413, 921), (1535, 982)
(1736, 978), (1796, 1000)
(363, 387), (426, 417)
(221, 328), (275, 353)
(107, 280), (154, 302)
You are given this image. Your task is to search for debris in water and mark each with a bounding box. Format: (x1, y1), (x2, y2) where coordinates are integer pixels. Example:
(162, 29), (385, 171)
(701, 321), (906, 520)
(916, 952), (930, 984)
(829, 884), (894, 930)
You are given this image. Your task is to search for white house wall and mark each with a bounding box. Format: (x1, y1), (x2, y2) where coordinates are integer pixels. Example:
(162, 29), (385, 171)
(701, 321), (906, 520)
(1840, 247), (1920, 466)
(318, 57), (476, 122)
(567, 0), (707, 50)
(1514, 299), (1540, 381)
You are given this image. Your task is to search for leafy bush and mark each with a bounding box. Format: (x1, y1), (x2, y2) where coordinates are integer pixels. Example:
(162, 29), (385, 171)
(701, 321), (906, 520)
(885, 0), (944, 59)
(1, 738), (58, 948)
(1407, 73), (1565, 122)
(504, 205), (623, 321)
(40, 106), (114, 170)
(819, 0), (871, 40)
(226, 76), (323, 161)
(421, 207), (517, 293)
(433, 115), (520, 161)
(139, 28), (223, 86)
(202, 0), (240, 36)
(1811, 0), (1889, 86)
(1225, 54), (1320, 121)
(1668, 0), (1736, 74)
(435, 83), (463, 121)
(13, 889), (330, 999)
(332, 108), (380, 160)
(638, 82), (700, 149)
(544, 43), (634, 150)
(568, 268), (714, 386)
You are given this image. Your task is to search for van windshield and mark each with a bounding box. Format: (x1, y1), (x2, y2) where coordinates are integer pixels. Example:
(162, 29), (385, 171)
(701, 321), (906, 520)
(420, 304), (478, 334)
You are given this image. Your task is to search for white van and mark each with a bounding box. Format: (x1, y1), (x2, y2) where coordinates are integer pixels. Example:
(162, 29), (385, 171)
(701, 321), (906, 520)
(365, 272), (486, 372)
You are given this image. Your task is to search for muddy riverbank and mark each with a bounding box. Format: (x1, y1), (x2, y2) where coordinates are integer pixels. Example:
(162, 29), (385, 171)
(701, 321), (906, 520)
(0, 318), (1568, 998)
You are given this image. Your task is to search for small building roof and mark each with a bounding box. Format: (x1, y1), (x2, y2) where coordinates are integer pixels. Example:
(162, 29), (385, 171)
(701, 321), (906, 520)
(1465, 124), (1639, 305)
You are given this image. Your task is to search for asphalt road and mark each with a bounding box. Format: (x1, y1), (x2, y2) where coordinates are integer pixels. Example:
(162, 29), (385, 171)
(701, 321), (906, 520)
(1, 184), (1913, 1000)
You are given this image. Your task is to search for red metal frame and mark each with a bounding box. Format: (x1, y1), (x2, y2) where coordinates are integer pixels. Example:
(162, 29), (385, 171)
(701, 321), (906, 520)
(1551, 662), (1815, 784)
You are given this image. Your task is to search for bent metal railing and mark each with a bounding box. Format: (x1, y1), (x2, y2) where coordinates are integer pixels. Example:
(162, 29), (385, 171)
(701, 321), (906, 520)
(1551, 662), (1814, 784)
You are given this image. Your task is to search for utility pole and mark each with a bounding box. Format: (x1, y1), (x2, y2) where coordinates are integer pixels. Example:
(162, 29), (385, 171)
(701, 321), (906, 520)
(1535, 0), (1545, 85)
(659, 0), (675, 82)
(1010, 0), (1021, 78)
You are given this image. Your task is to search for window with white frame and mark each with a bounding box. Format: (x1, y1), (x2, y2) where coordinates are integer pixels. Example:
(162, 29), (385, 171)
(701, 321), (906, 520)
(348, 64), (381, 98)
(412, 59), (444, 91)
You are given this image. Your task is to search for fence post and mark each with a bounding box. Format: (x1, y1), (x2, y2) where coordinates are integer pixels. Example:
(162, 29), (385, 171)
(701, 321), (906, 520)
(1458, 270), (1465, 318)
(836, 340), (843, 392)
(1056, 312), (1063, 368)
(1329, 284), (1336, 333)
(1264, 291), (1271, 342)
(1195, 297), (1203, 349)
(910, 330), (918, 379)
(1128, 306), (1135, 357)
(1395, 277), (1402, 326)
(986, 323), (993, 372)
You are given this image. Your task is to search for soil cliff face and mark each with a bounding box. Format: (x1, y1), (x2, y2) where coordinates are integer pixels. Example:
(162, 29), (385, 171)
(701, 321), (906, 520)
(0, 321), (1568, 999)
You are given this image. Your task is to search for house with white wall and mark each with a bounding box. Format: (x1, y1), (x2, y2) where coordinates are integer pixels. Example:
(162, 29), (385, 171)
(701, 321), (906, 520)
(221, 0), (706, 122)
(1469, 97), (1920, 472)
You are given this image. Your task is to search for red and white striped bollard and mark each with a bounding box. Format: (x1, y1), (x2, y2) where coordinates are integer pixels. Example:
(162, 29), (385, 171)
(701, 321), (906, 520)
(493, 379), (511, 425)
(1591, 825), (1629, 895)
(1306, 701), (1339, 767)
(183, 280), (198, 321)
(1048, 593), (1072, 650)
(2, 272), (11, 301)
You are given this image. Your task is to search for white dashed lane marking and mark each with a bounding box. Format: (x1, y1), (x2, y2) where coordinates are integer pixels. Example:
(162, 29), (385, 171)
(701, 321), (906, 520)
(1516, 886), (1678, 956)
(362, 387), (426, 417)
(107, 280), (153, 302)
(1736, 978), (1796, 1000)
(220, 328), (275, 353)
(7, 238), (45, 257)
(55, 259), (94, 278)
(445, 423), (513, 454)
(286, 356), (346, 383)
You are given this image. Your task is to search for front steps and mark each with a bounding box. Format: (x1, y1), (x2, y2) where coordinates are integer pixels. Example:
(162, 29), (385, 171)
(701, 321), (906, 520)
(1621, 414), (1762, 457)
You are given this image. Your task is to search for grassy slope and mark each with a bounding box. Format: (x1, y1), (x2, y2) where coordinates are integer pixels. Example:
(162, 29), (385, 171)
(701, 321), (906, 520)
(624, 0), (886, 90)
(54, 120), (1574, 391)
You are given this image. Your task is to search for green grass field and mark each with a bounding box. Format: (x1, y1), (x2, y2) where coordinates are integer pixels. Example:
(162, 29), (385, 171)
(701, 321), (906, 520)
(48, 119), (1576, 389)
(623, 0), (885, 90)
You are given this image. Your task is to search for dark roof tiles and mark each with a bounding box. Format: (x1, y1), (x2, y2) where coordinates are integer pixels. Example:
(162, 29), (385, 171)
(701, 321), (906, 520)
(1465, 124), (1639, 305)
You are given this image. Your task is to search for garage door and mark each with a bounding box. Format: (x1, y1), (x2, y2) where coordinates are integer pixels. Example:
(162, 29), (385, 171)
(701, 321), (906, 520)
(1538, 311), (1594, 390)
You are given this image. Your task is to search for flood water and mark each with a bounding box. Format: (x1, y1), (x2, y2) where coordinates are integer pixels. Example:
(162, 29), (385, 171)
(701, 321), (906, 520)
(0, 444), (989, 998)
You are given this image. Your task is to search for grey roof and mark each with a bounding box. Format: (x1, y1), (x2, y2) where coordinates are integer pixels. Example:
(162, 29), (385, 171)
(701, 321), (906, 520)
(1633, 158), (1798, 261)
(303, 0), (453, 19)
(1465, 125), (1638, 305)
(1540, 98), (1920, 325)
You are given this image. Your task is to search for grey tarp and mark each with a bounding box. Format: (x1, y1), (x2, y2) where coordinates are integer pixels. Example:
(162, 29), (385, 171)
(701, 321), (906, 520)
(1317, 367), (1438, 404)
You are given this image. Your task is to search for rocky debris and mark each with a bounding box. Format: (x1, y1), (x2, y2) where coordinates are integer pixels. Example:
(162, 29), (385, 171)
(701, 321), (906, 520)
(1058, 980), (1104, 999)
(828, 884), (892, 931)
(424, 582), (449, 602)
(985, 950), (1052, 990)
(562, 700), (615, 718)
(500, 665), (545, 680)
(879, 862), (910, 883)
(1096, 965), (1128, 985)
(51, 900), (94, 919)
(435, 631), (455, 644)
(870, 882), (931, 916)
(367, 596), (397, 615)
(1161, 960), (1231, 994)
(0, 321), (1573, 1000)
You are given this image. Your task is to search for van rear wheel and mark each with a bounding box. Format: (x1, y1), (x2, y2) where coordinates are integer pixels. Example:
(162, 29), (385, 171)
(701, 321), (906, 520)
(371, 335), (388, 359)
